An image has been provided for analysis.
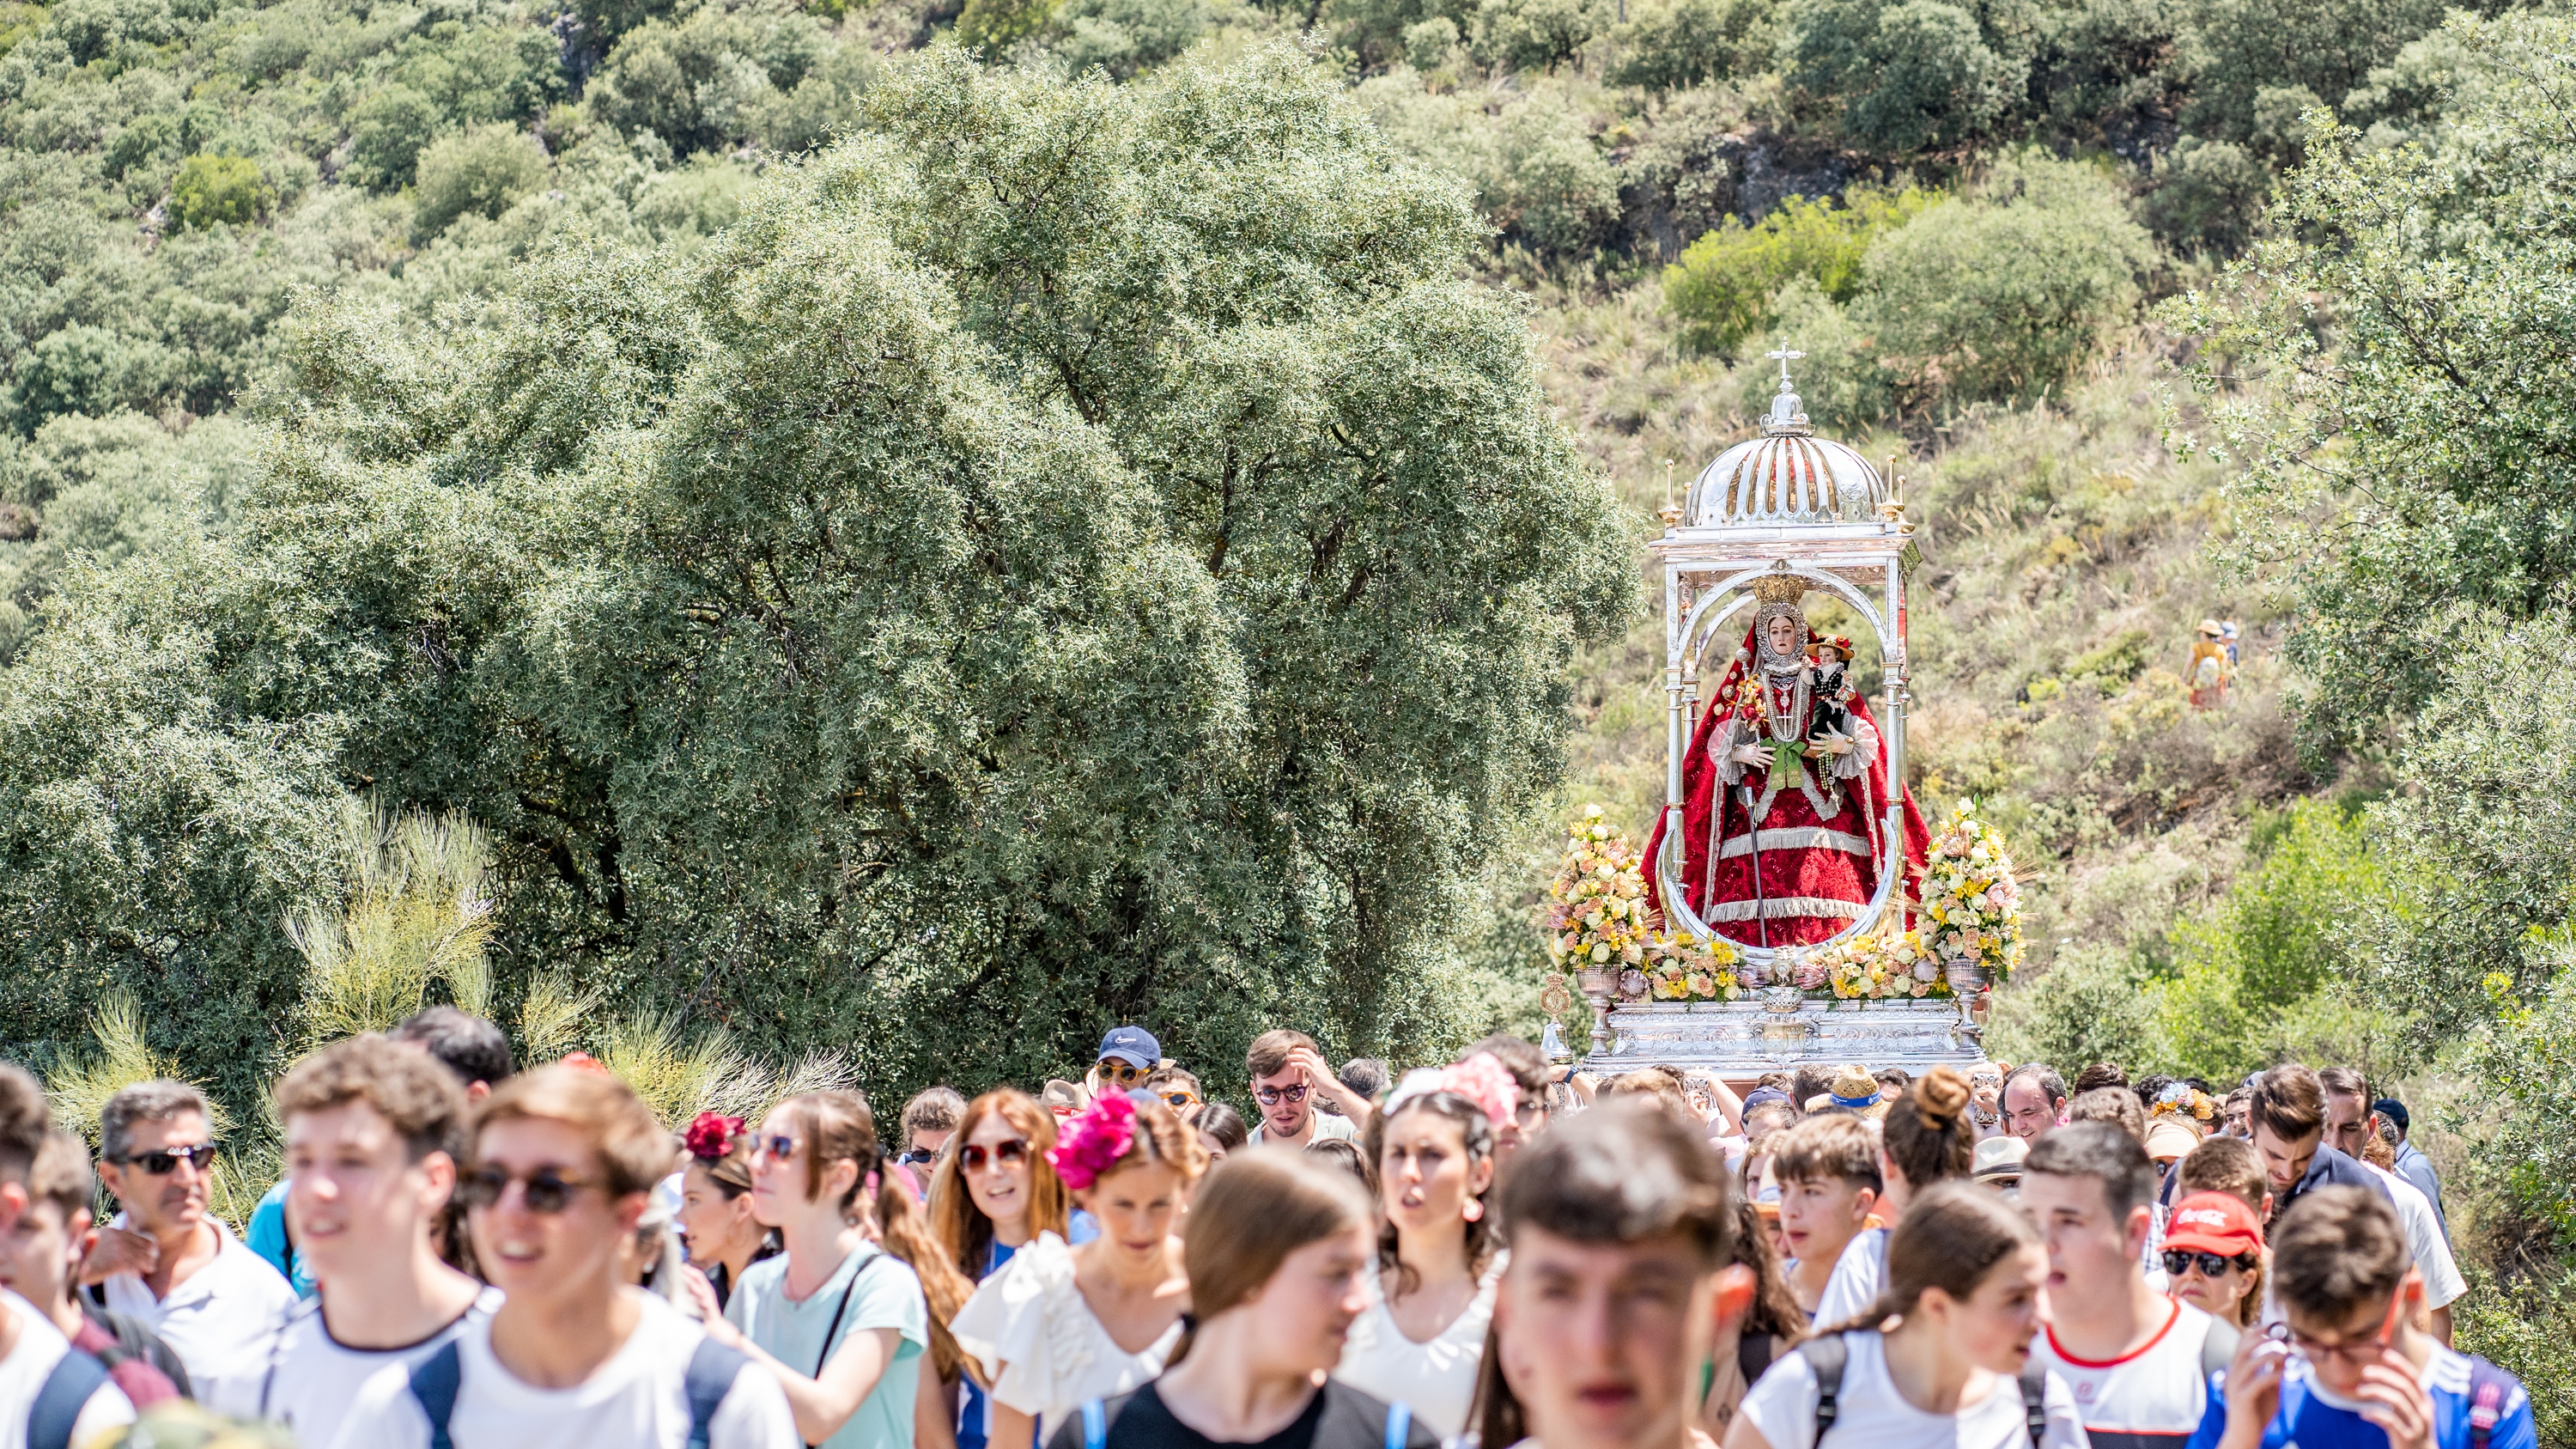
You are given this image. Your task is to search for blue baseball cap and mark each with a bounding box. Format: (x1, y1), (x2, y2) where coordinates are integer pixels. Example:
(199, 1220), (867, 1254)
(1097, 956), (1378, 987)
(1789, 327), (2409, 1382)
(1097, 1026), (1161, 1070)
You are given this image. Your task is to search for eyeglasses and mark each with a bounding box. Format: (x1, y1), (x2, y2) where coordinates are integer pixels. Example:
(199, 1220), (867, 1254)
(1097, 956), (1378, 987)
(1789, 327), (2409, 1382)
(959, 1140), (1030, 1172)
(755, 1135), (799, 1161)
(2282, 1328), (2397, 1367)
(1097, 1059), (1147, 1084)
(1253, 1084), (1308, 1105)
(1513, 1099), (1544, 1126)
(2162, 1249), (2257, 1278)
(112, 1144), (217, 1175)
(1161, 1092), (1200, 1110)
(460, 1165), (598, 1214)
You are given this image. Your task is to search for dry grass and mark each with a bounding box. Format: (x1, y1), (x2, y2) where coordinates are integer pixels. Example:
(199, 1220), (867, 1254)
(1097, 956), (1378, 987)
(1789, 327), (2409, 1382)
(290, 800), (499, 1044)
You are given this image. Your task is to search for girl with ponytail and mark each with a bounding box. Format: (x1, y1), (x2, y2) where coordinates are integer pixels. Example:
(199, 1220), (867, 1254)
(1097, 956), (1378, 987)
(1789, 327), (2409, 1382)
(1810, 1065), (1979, 1325)
(686, 1088), (975, 1449)
(1724, 1183), (2084, 1449)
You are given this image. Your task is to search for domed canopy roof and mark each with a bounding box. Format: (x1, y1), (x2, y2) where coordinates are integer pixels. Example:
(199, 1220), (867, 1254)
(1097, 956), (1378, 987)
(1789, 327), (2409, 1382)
(1684, 356), (1886, 529)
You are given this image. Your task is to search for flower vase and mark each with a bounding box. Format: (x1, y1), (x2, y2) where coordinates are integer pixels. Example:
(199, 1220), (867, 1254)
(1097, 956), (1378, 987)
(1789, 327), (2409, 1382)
(1574, 968), (1615, 1060)
(1944, 957), (1987, 1044)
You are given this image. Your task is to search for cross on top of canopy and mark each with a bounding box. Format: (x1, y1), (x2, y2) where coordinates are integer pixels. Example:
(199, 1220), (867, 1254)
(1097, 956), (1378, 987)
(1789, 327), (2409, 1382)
(1682, 351), (1887, 531)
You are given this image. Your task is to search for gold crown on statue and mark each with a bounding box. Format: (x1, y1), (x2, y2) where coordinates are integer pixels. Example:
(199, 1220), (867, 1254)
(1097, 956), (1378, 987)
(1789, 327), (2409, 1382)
(1749, 569), (1807, 605)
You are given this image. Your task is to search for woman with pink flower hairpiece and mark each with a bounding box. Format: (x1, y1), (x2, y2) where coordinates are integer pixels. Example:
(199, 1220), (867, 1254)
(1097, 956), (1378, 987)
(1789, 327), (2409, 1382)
(949, 1093), (1205, 1449)
(1330, 1056), (1514, 1439)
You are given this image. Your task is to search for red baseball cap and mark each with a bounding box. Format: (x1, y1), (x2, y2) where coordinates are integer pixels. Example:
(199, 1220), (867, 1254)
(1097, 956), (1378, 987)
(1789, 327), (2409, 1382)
(2163, 1191), (2263, 1257)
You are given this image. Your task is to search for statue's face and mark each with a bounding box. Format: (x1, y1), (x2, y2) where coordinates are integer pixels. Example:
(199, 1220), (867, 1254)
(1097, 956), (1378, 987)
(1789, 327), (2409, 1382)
(1765, 614), (1801, 657)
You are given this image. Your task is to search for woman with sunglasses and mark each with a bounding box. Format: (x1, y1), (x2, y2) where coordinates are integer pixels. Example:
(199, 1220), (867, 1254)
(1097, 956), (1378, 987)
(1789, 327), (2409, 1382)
(2162, 1191), (2264, 1329)
(951, 1093), (1204, 1449)
(686, 1090), (975, 1449)
(1331, 1061), (1511, 1440)
(677, 1112), (779, 1312)
(929, 1090), (1073, 1449)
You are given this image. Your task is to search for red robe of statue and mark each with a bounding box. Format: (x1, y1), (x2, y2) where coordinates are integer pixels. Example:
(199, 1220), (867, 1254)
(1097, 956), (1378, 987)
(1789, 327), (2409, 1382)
(1645, 621), (1930, 947)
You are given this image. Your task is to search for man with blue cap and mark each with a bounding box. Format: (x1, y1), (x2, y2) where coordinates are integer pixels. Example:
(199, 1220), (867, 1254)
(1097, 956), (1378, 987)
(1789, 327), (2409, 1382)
(1089, 1025), (1163, 1099)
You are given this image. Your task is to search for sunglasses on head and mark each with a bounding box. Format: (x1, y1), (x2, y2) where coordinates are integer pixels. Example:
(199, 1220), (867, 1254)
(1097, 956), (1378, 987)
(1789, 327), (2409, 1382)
(1097, 1058), (1147, 1083)
(959, 1139), (1030, 1172)
(113, 1143), (217, 1175)
(1254, 1084), (1308, 1105)
(2162, 1249), (2257, 1278)
(460, 1165), (598, 1214)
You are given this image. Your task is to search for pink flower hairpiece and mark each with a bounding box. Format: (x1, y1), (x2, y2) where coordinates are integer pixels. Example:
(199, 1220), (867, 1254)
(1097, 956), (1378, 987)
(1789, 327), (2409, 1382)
(1049, 1093), (1139, 1192)
(1388, 1053), (1521, 1128)
(684, 1111), (745, 1161)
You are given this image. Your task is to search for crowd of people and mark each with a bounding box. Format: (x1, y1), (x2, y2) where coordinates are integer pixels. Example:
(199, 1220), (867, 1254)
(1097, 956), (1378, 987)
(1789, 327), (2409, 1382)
(0, 1008), (2537, 1449)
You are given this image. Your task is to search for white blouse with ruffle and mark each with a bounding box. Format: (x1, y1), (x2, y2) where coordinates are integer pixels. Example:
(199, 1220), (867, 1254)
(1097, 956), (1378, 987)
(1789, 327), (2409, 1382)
(948, 1232), (1183, 1443)
(1332, 1253), (1506, 1440)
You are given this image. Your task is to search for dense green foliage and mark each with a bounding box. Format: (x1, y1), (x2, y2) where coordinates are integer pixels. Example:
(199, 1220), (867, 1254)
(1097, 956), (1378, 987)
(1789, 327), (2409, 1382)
(1662, 185), (1929, 354)
(0, 41), (1632, 1104)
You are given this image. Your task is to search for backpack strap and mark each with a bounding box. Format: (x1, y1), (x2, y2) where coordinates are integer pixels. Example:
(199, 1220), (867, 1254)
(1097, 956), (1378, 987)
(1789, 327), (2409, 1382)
(406, 1340), (465, 1449)
(1796, 1331), (1850, 1449)
(1738, 1330), (1778, 1387)
(2016, 1359), (2050, 1448)
(684, 1336), (750, 1449)
(1383, 1401), (1413, 1449)
(1081, 1398), (1109, 1449)
(2467, 1356), (2516, 1449)
(28, 1347), (111, 1449)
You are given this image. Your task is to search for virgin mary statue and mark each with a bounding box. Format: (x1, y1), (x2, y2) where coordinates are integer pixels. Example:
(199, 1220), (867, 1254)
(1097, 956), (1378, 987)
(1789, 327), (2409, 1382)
(1646, 575), (1929, 949)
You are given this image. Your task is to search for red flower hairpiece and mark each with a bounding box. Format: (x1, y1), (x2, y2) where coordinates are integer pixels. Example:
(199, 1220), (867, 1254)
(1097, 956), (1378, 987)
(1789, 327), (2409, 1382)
(1049, 1093), (1139, 1193)
(685, 1111), (745, 1161)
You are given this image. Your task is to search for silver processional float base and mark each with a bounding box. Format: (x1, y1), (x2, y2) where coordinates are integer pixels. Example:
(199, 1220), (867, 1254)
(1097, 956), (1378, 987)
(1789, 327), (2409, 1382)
(1569, 994), (1990, 1081)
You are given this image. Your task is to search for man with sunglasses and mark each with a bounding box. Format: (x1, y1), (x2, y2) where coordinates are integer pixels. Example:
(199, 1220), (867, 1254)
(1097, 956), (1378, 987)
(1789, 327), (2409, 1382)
(1086, 1026), (1164, 1101)
(2024, 1123), (2237, 1449)
(202, 1035), (498, 1448)
(85, 1080), (295, 1385)
(335, 1063), (799, 1449)
(2191, 1186), (2532, 1449)
(1242, 1030), (1368, 1148)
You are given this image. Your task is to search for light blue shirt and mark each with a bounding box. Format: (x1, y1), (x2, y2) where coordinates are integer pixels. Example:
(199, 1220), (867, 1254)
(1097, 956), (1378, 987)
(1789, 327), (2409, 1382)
(726, 1242), (928, 1449)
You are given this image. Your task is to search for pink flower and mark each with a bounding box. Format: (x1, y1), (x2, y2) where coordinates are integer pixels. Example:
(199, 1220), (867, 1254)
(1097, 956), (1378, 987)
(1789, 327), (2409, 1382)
(1048, 1093), (1139, 1192)
(684, 1111), (744, 1160)
(1445, 1053), (1522, 1128)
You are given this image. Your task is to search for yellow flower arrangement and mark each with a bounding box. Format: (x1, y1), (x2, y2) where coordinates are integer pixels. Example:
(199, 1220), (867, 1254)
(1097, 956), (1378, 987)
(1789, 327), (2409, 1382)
(1546, 807), (1737, 1002)
(1917, 800), (2026, 982)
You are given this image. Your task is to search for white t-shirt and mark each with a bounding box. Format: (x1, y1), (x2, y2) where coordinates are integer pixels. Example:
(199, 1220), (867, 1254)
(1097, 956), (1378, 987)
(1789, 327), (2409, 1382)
(1738, 1330), (2090, 1449)
(0, 1288), (137, 1449)
(1249, 1113), (1361, 1147)
(329, 1289), (799, 1449)
(1812, 1229), (1887, 1328)
(2031, 1298), (2225, 1449)
(97, 1215), (300, 1385)
(204, 1285), (502, 1447)
(2361, 1163), (2467, 1310)
(1332, 1256), (1504, 1439)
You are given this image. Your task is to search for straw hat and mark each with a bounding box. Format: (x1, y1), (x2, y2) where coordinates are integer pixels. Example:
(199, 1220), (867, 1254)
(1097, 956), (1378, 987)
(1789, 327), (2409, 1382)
(1826, 1063), (1889, 1121)
(2143, 1117), (2202, 1166)
(2197, 618), (2226, 637)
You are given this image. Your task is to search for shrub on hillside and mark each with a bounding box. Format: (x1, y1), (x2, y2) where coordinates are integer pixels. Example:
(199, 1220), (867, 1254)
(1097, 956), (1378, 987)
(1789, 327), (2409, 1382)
(344, 85), (442, 192)
(1473, 0), (1598, 73)
(590, 9), (835, 157)
(1782, 0), (2031, 152)
(411, 123), (547, 236)
(2139, 137), (2268, 257)
(958, 0), (1061, 49)
(1858, 154), (2153, 406)
(1049, 0), (1212, 79)
(170, 154), (270, 228)
(1604, 0), (1771, 92)
(1664, 184), (1931, 356)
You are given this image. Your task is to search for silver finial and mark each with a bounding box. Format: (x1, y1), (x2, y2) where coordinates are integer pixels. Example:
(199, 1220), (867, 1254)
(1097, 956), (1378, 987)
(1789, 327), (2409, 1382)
(1764, 344), (1806, 393)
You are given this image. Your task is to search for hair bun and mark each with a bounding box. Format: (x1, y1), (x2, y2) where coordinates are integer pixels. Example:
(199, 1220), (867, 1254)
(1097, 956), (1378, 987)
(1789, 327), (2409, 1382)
(1916, 1065), (1971, 1129)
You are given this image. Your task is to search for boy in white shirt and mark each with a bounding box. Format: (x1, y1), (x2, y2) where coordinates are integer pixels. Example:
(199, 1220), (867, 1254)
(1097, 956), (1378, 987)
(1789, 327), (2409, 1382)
(0, 1064), (138, 1449)
(83, 1079), (297, 1384)
(2024, 1123), (2234, 1449)
(205, 1034), (501, 1446)
(331, 1062), (799, 1449)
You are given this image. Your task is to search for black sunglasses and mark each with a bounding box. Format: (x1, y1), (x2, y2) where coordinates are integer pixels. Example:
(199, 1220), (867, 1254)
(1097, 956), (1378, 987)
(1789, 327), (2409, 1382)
(2162, 1249), (2257, 1278)
(113, 1144), (217, 1175)
(461, 1165), (598, 1215)
(896, 1149), (937, 1166)
(959, 1140), (1030, 1172)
